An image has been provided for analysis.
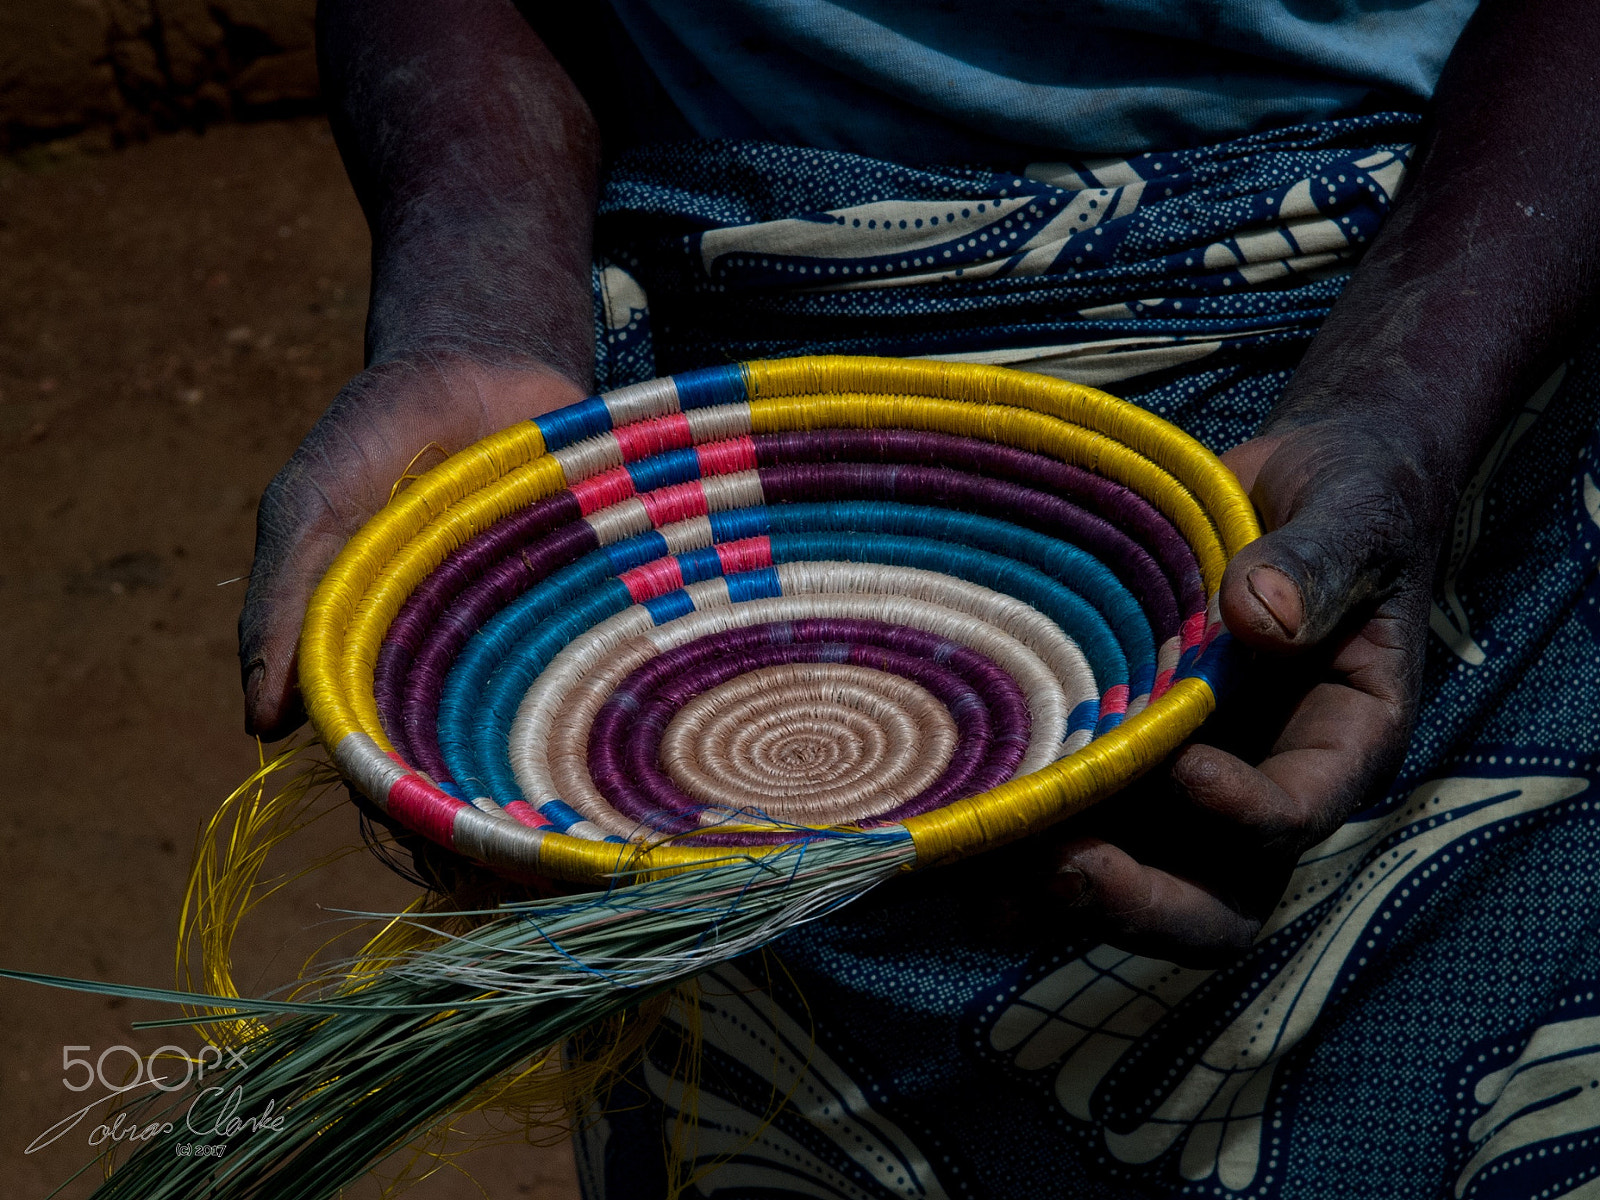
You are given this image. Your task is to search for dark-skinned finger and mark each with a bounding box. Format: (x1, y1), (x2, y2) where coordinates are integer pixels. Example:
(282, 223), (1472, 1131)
(1250, 605), (1421, 806)
(1174, 673), (1402, 835)
(1145, 669), (1411, 912)
(1218, 428), (1431, 654)
(1059, 622), (1370, 861)
(1049, 838), (1260, 966)
(240, 370), (449, 737)
(1170, 743), (1306, 846)
(1219, 505), (1410, 653)
(1078, 604), (1422, 913)
(1039, 752), (1293, 925)
(1171, 621), (1412, 828)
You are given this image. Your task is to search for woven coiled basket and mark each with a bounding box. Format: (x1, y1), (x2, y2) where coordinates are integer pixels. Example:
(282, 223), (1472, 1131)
(302, 355), (1260, 883)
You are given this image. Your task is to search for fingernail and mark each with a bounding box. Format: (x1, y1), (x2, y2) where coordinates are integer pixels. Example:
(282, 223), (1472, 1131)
(1051, 865), (1089, 906)
(1246, 566), (1302, 639)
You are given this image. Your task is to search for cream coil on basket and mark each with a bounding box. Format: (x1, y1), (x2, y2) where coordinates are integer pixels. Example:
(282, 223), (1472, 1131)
(300, 355), (1260, 884)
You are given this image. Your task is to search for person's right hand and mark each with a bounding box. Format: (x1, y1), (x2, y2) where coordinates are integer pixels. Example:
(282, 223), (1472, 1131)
(1034, 416), (1438, 963)
(239, 351), (585, 738)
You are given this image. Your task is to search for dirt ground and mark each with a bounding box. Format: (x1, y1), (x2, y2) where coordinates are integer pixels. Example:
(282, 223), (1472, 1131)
(0, 119), (580, 1200)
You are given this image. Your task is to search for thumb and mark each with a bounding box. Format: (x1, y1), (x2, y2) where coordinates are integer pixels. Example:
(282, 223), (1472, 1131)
(238, 374), (421, 737)
(238, 453), (364, 739)
(238, 355), (586, 739)
(1218, 432), (1423, 653)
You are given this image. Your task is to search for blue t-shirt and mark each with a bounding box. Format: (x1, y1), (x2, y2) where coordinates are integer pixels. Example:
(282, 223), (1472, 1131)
(603, 0), (1478, 160)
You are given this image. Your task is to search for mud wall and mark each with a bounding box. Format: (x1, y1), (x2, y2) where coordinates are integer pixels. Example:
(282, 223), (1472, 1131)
(1, 1), (319, 152)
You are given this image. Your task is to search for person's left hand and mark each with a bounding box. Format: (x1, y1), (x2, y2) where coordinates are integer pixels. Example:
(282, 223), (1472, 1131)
(1034, 415), (1443, 964)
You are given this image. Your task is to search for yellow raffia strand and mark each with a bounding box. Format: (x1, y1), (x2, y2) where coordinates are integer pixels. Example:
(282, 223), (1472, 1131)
(661, 978), (707, 1200)
(176, 737), (461, 1043)
(667, 954), (817, 1200)
(109, 745), (347, 1184)
(388, 441), (451, 504)
(531, 824), (801, 878)
(362, 988), (680, 1200)
(177, 737), (353, 1047)
(299, 356), (1260, 882)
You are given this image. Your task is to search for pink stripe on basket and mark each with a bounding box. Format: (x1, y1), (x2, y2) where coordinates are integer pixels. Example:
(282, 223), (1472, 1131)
(570, 467), (636, 515)
(613, 413), (693, 460)
(387, 775), (463, 847)
(696, 435), (758, 477)
(504, 800), (551, 829)
(640, 480), (710, 527)
(620, 557), (686, 602)
(715, 536), (774, 574)
(1180, 611), (1208, 650)
(1100, 684), (1130, 718)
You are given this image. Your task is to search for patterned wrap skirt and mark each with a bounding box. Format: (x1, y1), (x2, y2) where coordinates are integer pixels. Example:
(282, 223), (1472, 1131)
(572, 112), (1600, 1200)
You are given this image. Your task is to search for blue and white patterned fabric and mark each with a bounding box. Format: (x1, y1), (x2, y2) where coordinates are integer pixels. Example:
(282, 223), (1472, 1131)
(577, 114), (1600, 1199)
(591, 113), (1413, 451)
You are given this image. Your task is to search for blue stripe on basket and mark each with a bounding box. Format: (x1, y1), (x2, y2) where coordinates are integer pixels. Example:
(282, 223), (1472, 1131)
(535, 800), (627, 842)
(533, 396), (611, 451)
(708, 506), (771, 542)
(726, 567), (783, 602)
(673, 364), (748, 411)
(1129, 661), (1156, 699)
(627, 446), (702, 493)
(604, 531), (669, 575)
(677, 545), (725, 584)
(439, 573), (634, 799)
(1067, 699), (1099, 734)
(644, 589), (696, 624)
(533, 799), (588, 834)
(1186, 631), (1236, 696)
